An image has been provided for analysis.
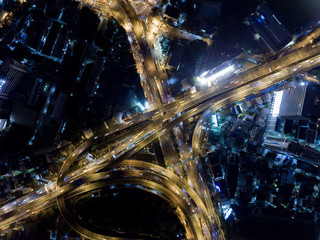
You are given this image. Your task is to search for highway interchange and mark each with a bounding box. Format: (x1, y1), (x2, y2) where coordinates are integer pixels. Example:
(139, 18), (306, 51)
(2, 0), (320, 239)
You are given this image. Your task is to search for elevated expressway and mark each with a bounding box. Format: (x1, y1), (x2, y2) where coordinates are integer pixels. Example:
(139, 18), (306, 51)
(1, 39), (320, 239)
(85, 0), (167, 107)
(89, 0), (214, 217)
(58, 160), (219, 240)
(2, 1), (320, 238)
(91, 0), (185, 180)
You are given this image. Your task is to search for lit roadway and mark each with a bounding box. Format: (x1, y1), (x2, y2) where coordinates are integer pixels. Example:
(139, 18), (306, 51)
(278, 23), (320, 57)
(1, 39), (320, 238)
(58, 160), (220, 240)
(1, 160), (219, 239)
(96, 0), (212, 220)
(2, 2), (320, 239)
(95, 0), (167, 107)
(147, 17), (211, 45)
(82, 0), (164, 106)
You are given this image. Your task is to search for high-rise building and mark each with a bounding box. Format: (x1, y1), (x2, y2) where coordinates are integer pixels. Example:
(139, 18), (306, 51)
(248, 3), (291, 53)
(0, 59), (28, 98)
(271, 83), (320, 145)
(0, 59), (28, 118)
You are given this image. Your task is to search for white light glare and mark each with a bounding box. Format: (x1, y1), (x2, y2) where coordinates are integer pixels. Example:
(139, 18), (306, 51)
(272, 90), (283, 116)
(212, 114), (218, 127)
(137, 102), (145, 111)
(145, 101), (149, 109)
(224, 207), (233, 220)
(0, 79), (6, 92)
(197, 65), (235, 85)
(0, 119), (7, 131)
(200, 70), (209, 78)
